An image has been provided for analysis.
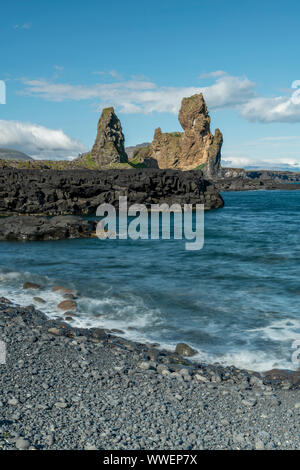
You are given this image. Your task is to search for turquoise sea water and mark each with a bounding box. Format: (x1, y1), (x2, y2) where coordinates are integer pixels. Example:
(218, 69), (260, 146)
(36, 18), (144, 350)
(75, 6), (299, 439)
(0, 190), (300, 371)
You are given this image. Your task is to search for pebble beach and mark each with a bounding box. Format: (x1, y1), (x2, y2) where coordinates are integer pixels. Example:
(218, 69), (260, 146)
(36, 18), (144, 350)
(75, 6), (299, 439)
(0, 296), (299, 450)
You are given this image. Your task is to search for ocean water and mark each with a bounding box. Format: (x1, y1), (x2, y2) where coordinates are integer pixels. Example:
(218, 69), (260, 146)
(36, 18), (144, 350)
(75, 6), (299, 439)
(0, 190), (300, 372)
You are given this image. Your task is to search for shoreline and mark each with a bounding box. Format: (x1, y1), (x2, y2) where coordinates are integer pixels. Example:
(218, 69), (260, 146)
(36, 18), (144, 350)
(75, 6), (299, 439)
(1, 281), (300, 384)
(0, 296), (299, 450)
(1, 284), (300, 380)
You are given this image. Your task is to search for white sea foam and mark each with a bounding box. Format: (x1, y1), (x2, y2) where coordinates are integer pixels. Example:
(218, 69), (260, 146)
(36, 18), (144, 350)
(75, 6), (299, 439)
(0, 268), (299, 372)
(191, 349), (295, 372)
(0, 268), (162, 343)
(249, 318), (300, 342)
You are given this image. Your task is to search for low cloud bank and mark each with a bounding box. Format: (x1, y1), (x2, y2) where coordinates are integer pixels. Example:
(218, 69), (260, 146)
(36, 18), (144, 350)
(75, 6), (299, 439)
(0, 120), (86, 160)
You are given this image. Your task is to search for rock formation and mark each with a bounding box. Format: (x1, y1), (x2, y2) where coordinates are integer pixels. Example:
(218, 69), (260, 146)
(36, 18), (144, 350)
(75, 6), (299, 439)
(147, 93), (223, 176)
(128, 145), (159, 169)
(0, 216), (96, 241)
(0, 96), (223, 176)
(0, 168), (224, 215)
(126, 143), (151, 159)
(77, 107), (128, 168)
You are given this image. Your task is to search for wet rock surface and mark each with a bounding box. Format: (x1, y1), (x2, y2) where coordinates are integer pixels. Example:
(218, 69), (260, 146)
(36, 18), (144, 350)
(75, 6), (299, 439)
(0, 216), (96, 241)
(0, 297), (299, 450)
(0, 168), (224, 215)
(175, 342), (197, 357)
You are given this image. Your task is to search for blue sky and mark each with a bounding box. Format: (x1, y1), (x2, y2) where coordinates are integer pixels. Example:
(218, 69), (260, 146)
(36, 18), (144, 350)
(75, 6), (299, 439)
(1, 0), (300, 169)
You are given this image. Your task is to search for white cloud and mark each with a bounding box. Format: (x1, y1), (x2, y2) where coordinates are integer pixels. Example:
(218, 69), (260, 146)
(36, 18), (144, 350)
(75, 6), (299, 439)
(19, 73), (300, 124)
(92, 70), (123, 79)
(19, 73), (257, 115)
(222, 134), (300, 170)
(252, 136), (300, 142)
(0, 120), (86, 160)
(14, 23), (32, 30)
(199, 70), (227, 79)
(222, 155), (300, 171)
(239, 86), (300, 123)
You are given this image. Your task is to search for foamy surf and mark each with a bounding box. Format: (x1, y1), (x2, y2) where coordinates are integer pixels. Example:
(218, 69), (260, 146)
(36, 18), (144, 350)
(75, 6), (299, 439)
(0, 266), (299, 372)
(0, 267), (163, 345)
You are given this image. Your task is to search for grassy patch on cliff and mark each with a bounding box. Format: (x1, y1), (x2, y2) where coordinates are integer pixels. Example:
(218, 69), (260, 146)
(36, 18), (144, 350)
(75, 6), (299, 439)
(166, 132), (182, 138)
(127, 146), (151, 168)
(76, 153), (99, 169)
(129, 156), (146, 168)
(194, 163), (206, 170)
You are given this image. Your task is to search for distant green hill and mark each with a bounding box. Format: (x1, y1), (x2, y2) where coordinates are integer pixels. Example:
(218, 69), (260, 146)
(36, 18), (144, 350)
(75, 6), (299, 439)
(0, 148), (32, 161)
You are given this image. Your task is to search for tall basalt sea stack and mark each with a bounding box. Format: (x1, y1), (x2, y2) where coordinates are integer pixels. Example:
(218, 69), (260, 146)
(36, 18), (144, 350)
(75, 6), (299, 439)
(78, 107), (128, 167)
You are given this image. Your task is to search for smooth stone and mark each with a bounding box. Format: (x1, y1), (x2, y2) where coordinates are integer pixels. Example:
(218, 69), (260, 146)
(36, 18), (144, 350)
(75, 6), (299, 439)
(175, 342), (197, 357)
(8, 398), (19, 406)
(255, 440), (265, 450)
(54, 402), (68, 409)
(195, 374), (210, 383)
(52, 286), (77, 295)
(15, 438), (30, 450)
(23, 282), (41, 290)
(57, 300), (77, 311)
(48, 327), (61, 336)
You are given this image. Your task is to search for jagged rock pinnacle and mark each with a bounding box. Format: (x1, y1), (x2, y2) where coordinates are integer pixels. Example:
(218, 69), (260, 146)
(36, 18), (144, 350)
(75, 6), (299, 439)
(77, 107), (128, 168)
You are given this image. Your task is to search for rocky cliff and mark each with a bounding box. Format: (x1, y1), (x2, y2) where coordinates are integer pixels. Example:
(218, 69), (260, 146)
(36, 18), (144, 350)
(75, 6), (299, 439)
(0, 168), (224, 215)
(146, 94), (223, 176)
(76, 107), (128, 168)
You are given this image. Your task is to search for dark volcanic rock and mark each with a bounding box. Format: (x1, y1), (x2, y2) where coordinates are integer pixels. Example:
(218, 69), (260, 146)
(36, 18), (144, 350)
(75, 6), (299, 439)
(214, 167), (300, 191)
(0, 168), (224, 215)
(0, 215), (96, 241)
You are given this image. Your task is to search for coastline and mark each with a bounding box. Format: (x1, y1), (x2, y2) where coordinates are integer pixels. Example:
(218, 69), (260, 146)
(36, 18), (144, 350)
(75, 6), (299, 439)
(0, 187), (299, 376)
(0, 296), (299, 450)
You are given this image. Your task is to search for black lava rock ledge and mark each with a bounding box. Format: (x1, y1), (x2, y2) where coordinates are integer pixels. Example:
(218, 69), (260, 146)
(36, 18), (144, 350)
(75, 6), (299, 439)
(0, 168), (224, 216)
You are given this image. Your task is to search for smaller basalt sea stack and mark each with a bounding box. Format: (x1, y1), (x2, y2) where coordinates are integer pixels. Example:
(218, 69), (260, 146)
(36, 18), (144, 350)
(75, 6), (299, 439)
(77, 107), (128, 168)
(0, 216), (96, 241)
